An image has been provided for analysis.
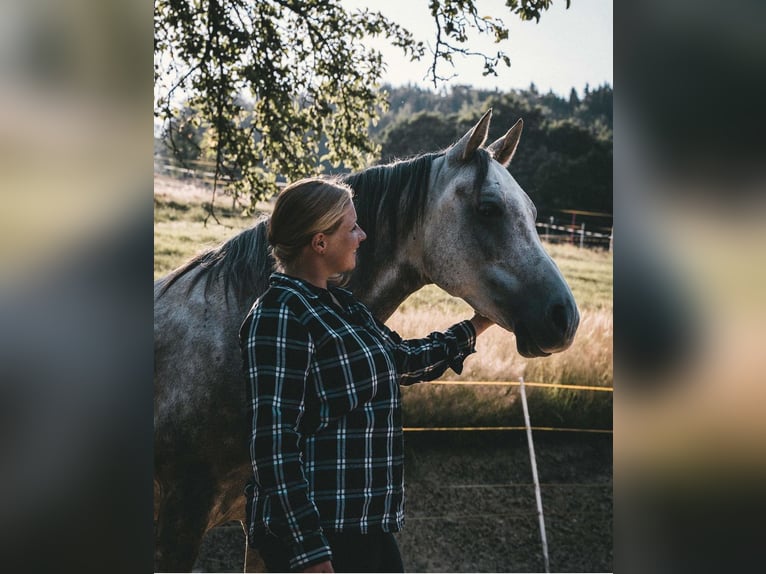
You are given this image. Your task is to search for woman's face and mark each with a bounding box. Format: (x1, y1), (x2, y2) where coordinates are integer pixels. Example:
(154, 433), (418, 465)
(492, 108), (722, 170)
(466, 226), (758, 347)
(322, 203), (366, 274)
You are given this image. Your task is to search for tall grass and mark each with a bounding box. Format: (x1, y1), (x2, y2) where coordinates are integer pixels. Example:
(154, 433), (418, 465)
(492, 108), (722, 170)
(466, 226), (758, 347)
(389, 293), (612, 429)
(388, 306), (612, 387)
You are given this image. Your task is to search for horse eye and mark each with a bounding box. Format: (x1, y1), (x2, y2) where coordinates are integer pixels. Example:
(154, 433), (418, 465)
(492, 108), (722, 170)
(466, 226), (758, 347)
(478, 203), (503, 218)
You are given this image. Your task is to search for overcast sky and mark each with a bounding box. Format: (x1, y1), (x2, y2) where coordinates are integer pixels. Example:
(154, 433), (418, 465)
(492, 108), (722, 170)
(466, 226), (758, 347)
(341, 0), (612, 97)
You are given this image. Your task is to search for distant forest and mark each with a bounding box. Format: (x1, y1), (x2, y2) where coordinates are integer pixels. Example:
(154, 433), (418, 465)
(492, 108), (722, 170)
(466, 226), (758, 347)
(156, 83), (612, 218)
(367, 83), (612, 218)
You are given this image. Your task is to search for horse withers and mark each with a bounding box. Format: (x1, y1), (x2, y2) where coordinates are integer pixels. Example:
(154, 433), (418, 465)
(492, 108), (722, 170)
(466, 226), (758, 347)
(153, 109), (579, 571)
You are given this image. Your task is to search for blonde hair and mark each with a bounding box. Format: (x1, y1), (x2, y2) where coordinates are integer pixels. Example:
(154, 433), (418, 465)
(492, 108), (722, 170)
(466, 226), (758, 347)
(268, 177), (354, 270)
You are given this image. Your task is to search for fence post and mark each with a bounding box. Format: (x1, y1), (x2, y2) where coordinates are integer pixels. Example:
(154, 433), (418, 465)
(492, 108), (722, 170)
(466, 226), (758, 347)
(519, 377), (550, 573)
(579, 222), (585, 249)
(570, 213), (576, 244)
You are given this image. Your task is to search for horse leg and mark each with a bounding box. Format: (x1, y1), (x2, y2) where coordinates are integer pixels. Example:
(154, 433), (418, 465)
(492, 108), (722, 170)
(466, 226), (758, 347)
(154, 476), (214, 573)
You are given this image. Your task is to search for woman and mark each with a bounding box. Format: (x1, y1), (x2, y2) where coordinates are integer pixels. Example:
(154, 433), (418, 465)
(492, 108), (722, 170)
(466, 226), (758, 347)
(240, 178), (492, 573)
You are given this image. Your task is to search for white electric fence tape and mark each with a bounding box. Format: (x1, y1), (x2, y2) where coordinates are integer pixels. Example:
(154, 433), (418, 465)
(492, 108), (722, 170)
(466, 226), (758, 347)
(519, 377), (550, 573)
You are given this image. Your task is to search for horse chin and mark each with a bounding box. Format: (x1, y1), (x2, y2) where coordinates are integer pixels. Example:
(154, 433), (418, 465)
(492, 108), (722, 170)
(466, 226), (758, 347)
(512, 323), (553, 358)
(517, 340), (552, 359)
(476, 311), (545, 357)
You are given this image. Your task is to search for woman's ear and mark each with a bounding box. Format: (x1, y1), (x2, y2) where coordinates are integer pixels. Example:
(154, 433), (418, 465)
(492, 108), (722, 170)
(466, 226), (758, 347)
(311, 233), (327, 254)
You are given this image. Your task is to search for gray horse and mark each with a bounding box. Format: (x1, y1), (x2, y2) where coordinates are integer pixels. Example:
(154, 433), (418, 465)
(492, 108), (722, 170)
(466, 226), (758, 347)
(154, 110), (579, 571)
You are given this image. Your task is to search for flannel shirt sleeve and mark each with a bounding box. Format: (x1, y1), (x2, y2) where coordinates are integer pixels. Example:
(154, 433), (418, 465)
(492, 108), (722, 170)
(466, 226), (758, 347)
(373, 316), (477, 385)
(241, 301), (332, 570)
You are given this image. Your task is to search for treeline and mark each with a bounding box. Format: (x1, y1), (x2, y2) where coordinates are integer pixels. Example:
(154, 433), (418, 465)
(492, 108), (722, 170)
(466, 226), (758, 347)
(367, 82), (612, 217)
(156, 83), (612, 216)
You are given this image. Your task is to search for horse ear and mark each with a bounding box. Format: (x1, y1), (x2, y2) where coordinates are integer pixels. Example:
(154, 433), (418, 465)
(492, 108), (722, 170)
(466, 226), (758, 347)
(447, 109), (493, 163)
(487, 118), (523, 167)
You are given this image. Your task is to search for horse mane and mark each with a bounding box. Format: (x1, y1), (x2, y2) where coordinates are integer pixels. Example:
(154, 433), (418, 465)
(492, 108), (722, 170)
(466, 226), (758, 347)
(156, 218), (274, 306)
(342, 152), (441, 265)
(156, 148), (491, 306)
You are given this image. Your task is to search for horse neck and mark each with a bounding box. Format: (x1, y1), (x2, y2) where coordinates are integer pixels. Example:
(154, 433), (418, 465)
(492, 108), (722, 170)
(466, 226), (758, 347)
(349, 255), (427, 322)
(345, 156), (442, 321)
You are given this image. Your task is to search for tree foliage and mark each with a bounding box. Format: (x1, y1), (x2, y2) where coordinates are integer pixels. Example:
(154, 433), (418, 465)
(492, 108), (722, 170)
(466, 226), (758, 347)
(155, 0), (424, 210)
(375, 83), (613, 215)
(427, 0), (569, 82)
(154, 0), (562, 212)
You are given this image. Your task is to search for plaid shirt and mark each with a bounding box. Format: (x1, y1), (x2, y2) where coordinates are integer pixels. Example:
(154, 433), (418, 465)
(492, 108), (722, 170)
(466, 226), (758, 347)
(240, 273), (476, 569)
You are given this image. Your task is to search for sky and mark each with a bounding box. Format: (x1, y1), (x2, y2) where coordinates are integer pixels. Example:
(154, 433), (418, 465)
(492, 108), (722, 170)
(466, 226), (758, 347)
(341, 0), (612, 97)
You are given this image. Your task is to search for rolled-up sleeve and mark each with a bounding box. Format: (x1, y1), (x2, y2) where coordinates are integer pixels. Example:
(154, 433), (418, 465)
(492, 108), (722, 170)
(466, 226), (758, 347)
(241, 302), (332, 569)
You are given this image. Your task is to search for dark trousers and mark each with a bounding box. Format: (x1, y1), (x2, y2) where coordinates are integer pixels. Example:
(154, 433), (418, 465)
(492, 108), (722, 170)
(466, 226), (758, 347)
(257, 531), (404, 573)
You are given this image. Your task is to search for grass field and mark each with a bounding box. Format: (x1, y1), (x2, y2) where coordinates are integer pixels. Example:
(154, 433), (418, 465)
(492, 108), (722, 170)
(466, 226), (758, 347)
(154, 175), (612, 428)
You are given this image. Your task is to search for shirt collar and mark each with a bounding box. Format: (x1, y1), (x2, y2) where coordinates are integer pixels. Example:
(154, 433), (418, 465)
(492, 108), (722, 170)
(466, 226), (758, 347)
(269, 272), (323, 299)
(269, 272), (354, 303)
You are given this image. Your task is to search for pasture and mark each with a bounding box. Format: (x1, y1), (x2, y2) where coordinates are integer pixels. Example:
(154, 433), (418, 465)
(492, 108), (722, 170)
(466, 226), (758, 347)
(154, 174), (612, 572)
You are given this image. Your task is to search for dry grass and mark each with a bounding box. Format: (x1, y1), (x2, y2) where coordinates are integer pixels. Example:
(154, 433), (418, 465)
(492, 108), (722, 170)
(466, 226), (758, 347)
(388, 303), (612, 388)
(397, 309), (613, 429)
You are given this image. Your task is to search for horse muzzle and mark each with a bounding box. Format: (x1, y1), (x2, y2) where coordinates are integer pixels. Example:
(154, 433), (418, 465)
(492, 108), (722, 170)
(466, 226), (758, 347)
(511, 298), (580, 358)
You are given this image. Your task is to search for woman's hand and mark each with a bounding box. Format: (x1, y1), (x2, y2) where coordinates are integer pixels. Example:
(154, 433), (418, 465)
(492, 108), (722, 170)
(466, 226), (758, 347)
(469, 312), (493, 336)
(302, 559), (334, 573)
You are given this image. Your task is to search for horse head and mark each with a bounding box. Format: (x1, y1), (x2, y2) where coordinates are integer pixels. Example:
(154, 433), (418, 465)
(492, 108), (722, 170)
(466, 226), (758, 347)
(422, 109), (579, 357)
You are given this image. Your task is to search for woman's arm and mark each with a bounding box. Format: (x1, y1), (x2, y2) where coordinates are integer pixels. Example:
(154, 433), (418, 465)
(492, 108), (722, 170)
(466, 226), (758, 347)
(367, 308), (494, 385)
